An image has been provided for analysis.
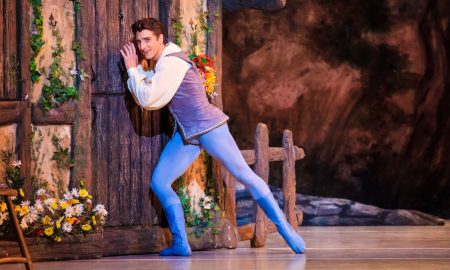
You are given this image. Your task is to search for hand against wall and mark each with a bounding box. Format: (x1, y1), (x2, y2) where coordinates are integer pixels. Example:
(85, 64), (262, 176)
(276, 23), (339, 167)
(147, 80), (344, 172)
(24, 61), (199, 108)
(120, 42), (138, 70)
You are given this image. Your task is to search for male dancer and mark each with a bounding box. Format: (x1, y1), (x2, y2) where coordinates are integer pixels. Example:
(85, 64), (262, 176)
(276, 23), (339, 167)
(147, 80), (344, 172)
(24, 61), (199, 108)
(120, 18), (305, 256)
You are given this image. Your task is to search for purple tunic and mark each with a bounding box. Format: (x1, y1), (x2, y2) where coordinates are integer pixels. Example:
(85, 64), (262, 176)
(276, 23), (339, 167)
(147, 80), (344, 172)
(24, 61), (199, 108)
(166, 52), (229, 144)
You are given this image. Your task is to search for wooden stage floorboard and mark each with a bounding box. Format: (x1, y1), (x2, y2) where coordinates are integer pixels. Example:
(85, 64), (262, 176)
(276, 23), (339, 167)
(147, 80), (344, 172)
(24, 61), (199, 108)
(2, 224), (450, 270)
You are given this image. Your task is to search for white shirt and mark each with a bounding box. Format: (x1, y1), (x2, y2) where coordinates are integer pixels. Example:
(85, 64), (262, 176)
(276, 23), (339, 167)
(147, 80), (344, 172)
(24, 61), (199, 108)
(126, 42), (191, 110)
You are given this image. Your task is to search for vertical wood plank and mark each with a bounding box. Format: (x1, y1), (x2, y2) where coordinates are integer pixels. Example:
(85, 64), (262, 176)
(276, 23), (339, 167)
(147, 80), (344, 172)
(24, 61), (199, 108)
(108, 0), (122, 93)
(94, 0), (107, 93)
(129, 104), (141, 225)
(140, 109), (153, 225)
(135, 0), (150, 20)
(17, 0), (32, 200)
(4, 0), (18, 99)
(150, 0), (159, 18)
(149, 110), (164, 225)
(108, 97), (120, 226)
(91, 97), (109, 224)
(72, 0), (93, 191)
(0, 0), (4, 99)
(207, 0), (223, 110)
(222, 168), (236, 226)
(251, 123), (269, 247)
(282, 130), (298, 229)
(118, 98), (131, 224)
(159, 0), (180, 41)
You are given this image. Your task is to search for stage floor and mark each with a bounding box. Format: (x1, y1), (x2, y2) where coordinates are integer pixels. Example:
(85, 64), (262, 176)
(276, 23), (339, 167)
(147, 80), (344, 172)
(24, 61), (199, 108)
(2, 223), (450, 270)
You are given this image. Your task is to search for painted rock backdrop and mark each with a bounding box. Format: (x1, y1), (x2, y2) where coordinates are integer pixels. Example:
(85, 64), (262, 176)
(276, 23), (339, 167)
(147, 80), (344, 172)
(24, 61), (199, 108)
(223, 0), (450, 218)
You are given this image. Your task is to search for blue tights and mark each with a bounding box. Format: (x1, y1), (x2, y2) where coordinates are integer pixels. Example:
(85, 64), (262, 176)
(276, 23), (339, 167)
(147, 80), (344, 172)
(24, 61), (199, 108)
(151, 123), (305, 255)
(151, 123), (271, 209)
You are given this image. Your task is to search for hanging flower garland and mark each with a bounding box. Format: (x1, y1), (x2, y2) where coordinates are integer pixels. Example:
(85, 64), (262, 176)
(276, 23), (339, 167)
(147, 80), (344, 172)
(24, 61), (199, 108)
(188, 3), (217, 99)
(171, 1), (218, 99)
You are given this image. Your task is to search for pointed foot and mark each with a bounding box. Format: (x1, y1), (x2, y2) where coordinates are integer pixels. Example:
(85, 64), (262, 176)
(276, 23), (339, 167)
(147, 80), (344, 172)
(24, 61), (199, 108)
(159, 244), (192, 256)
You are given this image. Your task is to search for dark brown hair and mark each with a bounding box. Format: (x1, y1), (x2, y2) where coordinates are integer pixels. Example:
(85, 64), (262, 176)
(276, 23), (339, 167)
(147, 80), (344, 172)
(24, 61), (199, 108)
(131, 18), (166, 44)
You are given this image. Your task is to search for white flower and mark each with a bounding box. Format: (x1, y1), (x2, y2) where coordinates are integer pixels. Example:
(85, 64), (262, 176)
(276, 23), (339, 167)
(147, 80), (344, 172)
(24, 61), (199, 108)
(63, 192), (73, 201)
(0, 212), (8, 225)
(93, 204), (108, 217)
(44, 198), (55, 206)
(20, 219), (28, 229)
(36, 189), (46, 196)
(65, 206), (75, 218)
(74, 204), (84, 216)
(70, 188), (79, 198)
(27, 209), (39, 223)
(12, 160), (22, 168)
(20, 200), (30, 207)
(69, 65), (78, 76)
(34, 200), (44, 213)
(86, 199), (92, 204)
(203, 202), (211, 210)
(62, 222), (73, 233)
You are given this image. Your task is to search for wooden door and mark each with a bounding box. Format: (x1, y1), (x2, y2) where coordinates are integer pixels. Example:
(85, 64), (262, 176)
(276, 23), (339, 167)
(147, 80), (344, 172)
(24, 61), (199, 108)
(86, 0), (178, 255)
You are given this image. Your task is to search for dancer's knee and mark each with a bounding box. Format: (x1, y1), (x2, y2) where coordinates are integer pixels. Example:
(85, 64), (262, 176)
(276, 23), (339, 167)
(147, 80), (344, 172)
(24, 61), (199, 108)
(150, 175), (168, 197)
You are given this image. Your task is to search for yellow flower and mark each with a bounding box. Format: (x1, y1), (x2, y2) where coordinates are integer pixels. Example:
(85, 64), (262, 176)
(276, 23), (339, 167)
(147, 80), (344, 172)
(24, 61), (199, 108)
(50, 202), (58, 210)
(70, 199), (79, 205)
(42, 215), (52, 225)
(56, 220), (61, 229)
(15, 205), (21, 212)
(81, 224), (92, 231)
(66, 217), (76, 225)
(19, 188), (25, 197)
(92, 216), (97, 226)
(79, 189), (89, 198)
(0, 202), (6, 212)
(44, 227), (54, 236)
(20, 205), (29, 216)
(54, 236), (61, 242)
(59, 201), (68, 209)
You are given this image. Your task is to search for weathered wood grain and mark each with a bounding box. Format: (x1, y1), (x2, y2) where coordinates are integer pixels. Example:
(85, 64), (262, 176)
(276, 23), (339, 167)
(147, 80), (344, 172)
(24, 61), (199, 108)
(0, 101), (21, 124)
(31, 102), (76, 125)
(251, 123), (269, 247)
(282, 130), (298, 229)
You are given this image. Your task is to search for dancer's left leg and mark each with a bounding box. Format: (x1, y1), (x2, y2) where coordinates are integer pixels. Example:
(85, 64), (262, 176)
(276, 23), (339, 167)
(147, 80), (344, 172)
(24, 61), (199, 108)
(199, 124), (305, 254)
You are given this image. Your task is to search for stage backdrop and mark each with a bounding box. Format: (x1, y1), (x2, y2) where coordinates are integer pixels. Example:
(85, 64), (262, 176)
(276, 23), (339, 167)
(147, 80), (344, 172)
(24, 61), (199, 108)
(223, 0), (450, 218)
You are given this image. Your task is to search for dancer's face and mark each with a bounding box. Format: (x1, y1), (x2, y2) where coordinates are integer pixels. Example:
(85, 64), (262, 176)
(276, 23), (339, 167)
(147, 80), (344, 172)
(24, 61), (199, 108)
(135, 29), (164, 61)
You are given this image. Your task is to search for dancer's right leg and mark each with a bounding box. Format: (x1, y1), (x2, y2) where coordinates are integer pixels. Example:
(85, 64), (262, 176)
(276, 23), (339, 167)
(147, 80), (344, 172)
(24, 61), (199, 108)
(150, 132), (201, 256)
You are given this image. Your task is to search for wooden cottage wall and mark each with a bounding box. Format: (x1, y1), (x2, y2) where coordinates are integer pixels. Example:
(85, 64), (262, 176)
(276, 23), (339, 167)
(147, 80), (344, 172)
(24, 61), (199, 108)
(0, 0), (228, 255)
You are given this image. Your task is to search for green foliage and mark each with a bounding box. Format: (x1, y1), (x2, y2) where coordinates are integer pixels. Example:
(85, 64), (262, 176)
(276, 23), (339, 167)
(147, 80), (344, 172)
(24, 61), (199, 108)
(72, 39), (85, 61)
(39, 29), (79, 111)
(172, 17), (184, 47)
(1, 150), (25, 205)
(198, 11), (212, 34)
(51, 135), (75, 169)
(176, 175), (221, 237)
(30, 0), (45, 83)
(73, 0), (82, 12)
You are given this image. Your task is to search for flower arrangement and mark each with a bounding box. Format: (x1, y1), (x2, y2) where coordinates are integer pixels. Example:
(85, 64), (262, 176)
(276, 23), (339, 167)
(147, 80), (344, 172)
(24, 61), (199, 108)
(1, 150), (107, 242)
(14, 181), (108, 242)
(189, 54), (217, 98)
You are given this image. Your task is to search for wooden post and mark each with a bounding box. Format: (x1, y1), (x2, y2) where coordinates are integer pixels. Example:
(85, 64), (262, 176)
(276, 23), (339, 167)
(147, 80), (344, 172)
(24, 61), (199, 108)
(17, 0), (32, 200)
(220, 167), (238, 248)
(251, 123), (269, 247)
(282, 130), (298, 229)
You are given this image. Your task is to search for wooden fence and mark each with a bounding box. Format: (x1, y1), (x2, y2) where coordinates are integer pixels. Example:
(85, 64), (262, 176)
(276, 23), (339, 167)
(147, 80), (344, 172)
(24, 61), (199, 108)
(221, 123), (305, 248)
